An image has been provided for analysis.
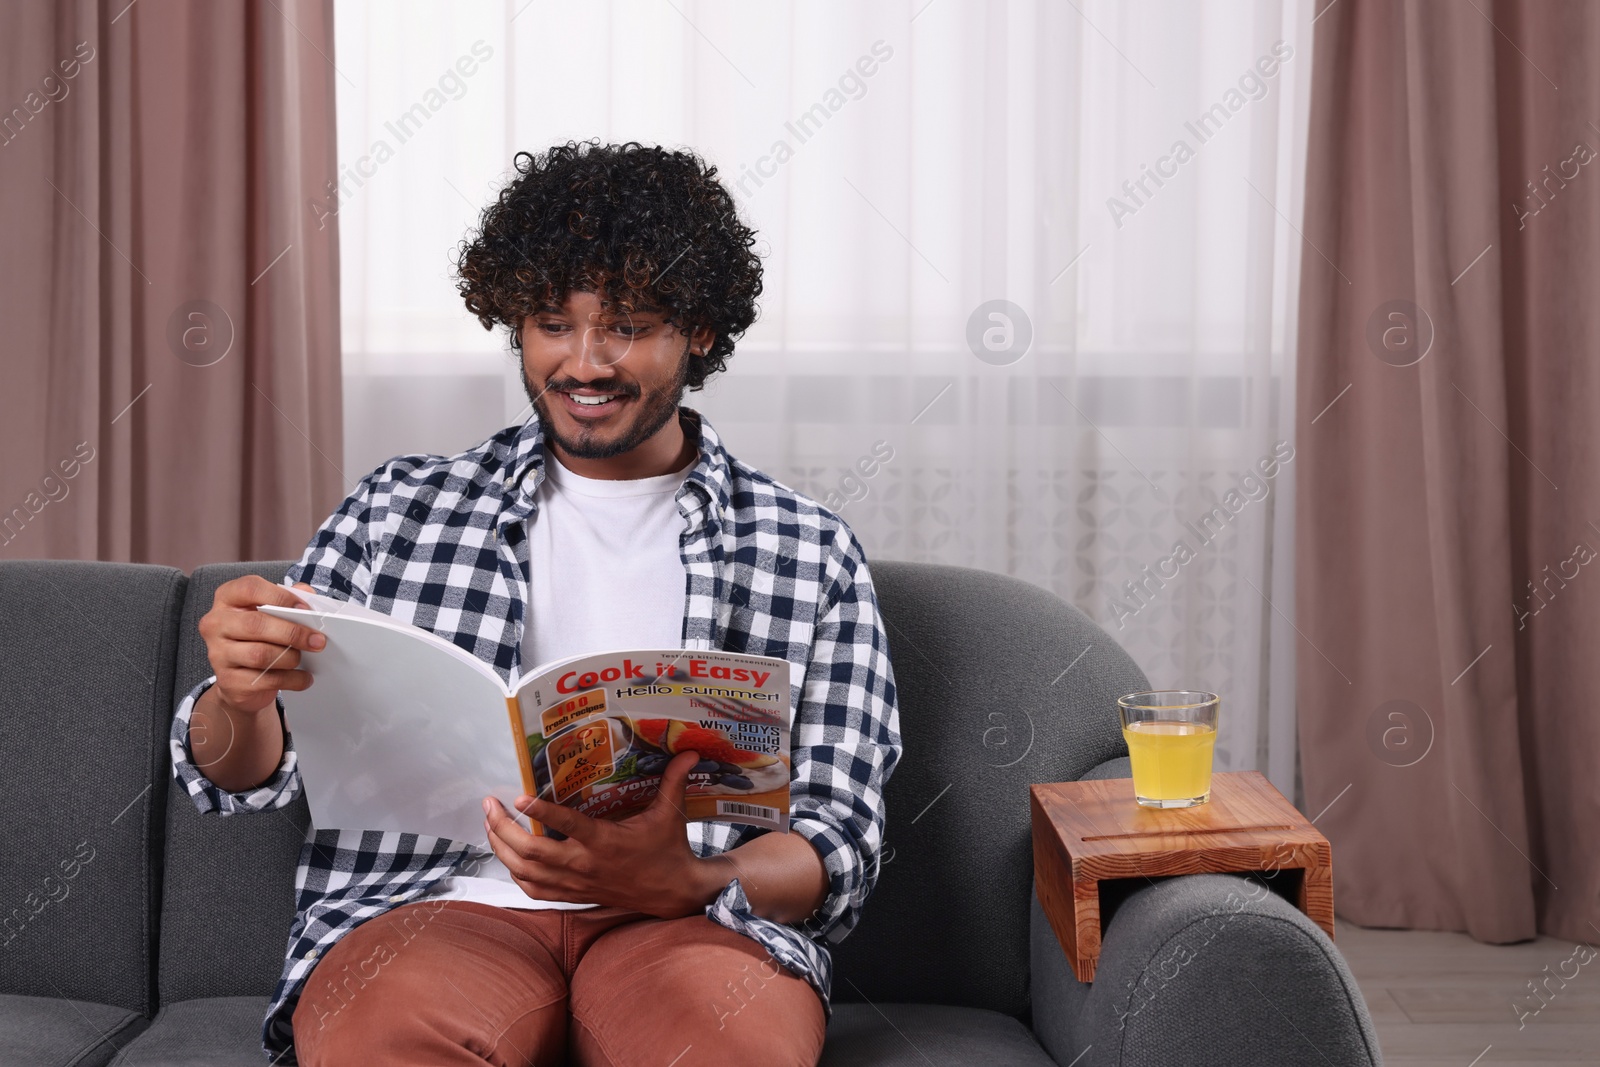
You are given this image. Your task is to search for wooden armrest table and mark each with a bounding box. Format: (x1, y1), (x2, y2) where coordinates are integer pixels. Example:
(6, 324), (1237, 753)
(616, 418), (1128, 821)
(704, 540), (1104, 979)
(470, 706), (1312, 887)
(1031, 770), (1334, 982)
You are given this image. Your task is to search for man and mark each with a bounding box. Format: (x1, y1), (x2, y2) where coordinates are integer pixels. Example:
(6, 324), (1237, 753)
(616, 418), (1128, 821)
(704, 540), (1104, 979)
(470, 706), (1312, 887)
(169, 140), (902, 1066)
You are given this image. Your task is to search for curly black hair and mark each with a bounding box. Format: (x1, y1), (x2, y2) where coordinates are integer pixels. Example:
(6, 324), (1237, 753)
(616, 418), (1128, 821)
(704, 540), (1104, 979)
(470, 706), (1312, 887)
(454, 140), (763, 391)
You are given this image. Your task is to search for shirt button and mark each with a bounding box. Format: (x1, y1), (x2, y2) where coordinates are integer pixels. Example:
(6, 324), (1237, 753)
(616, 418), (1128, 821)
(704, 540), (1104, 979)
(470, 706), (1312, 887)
(304, 949), (318, 960)
(388, 894), (404, 902)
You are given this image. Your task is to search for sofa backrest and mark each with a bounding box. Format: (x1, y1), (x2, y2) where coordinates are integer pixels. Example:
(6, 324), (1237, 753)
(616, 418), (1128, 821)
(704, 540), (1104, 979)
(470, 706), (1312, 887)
(156, 560), (307, 1007)
(828, 560), (1147, 1018)
(0, 560), (186, 1017)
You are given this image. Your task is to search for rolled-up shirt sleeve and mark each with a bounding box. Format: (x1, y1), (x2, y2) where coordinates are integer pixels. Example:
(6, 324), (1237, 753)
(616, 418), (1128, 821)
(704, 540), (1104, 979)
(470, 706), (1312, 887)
(786, 525), (903, 945)
(169, 679), (301, 815)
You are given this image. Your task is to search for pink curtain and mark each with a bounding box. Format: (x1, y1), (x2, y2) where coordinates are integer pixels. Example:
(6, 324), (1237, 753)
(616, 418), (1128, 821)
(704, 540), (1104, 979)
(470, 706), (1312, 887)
(0, 0), (343, 572)
(1296, 0), (1600, 943)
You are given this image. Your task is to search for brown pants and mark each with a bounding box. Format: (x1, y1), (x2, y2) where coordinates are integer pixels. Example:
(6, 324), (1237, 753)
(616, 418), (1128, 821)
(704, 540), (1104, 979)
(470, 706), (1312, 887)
(290, 900), (827, 1067)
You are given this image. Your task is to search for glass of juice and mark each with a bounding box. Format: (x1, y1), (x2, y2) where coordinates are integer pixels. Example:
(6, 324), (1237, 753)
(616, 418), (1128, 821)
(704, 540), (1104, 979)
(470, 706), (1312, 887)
(1116, 691), (1220, 808)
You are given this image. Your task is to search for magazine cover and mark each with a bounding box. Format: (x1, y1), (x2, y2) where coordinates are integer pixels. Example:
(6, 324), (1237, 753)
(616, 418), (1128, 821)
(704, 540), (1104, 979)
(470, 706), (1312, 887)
(515, 649), (794, 834)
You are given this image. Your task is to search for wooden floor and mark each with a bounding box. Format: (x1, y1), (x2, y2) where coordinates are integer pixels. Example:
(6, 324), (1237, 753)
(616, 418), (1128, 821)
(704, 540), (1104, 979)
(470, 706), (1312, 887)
(1336, 920), (1600, 1066)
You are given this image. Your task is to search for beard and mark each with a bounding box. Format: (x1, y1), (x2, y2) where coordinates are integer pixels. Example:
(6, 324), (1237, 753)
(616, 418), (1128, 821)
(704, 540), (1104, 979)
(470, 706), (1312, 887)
(523, 338), (691, 461)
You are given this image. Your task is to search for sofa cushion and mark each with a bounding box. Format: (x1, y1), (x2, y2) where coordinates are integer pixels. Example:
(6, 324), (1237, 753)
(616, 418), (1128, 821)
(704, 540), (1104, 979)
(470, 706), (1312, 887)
(0, 561), (185, 1017)
(820, 1003), (1059, 1067)
(0, 992), (148, 1067)
(108, 996), (270, 1066)
(104, 999), (1058, 1067)
(158, 561), (307, 1007)
(829, 561), (1146, 1019)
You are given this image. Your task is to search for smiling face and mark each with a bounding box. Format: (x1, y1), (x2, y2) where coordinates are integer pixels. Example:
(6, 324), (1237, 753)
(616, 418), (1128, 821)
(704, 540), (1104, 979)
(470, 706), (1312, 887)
(519, 290), (715, 479)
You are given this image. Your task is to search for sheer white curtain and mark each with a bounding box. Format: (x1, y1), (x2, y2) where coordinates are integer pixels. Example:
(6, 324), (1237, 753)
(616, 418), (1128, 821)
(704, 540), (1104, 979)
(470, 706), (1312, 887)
(334, 0), (1313, 796)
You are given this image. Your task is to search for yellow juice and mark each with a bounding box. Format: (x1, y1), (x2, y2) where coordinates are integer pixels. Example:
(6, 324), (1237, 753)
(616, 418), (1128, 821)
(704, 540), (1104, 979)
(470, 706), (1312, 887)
(1122, 720), (1216, 801)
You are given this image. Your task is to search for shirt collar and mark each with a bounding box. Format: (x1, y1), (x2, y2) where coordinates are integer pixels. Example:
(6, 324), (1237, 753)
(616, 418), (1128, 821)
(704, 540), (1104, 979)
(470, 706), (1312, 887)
(498, 402), (733, 522)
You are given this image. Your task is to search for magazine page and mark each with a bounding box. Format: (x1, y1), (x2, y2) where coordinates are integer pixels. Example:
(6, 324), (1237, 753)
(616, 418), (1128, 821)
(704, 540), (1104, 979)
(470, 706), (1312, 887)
(266, 588), (510, 691)
(513, 649), (794, 833)
(260, 595), (531, 843)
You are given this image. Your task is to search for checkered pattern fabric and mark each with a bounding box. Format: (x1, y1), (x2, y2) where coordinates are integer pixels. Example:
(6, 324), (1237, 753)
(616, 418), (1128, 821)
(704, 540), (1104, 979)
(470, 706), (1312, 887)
(168, 405), (903, 1064)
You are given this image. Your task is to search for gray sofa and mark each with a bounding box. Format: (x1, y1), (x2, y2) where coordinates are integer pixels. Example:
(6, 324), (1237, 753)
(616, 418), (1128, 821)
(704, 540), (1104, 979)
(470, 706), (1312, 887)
(0, 558), (1382, 1066)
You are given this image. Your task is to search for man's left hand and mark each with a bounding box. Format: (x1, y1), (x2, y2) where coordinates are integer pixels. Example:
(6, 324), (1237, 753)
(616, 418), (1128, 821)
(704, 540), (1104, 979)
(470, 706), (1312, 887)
(481, 749), (722, 918)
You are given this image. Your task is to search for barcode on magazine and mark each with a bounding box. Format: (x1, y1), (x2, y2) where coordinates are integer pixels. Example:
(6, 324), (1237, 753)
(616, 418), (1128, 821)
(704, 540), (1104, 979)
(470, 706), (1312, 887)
(716, 801), (780, 821)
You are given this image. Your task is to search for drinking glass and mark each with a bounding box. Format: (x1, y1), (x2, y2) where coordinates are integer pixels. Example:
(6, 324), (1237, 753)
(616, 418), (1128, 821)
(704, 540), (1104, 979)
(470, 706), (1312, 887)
(1116, 691), (1220, 808)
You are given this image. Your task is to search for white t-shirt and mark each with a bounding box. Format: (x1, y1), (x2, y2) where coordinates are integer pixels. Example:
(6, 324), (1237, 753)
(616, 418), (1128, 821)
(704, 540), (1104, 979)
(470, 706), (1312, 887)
(417, 448), (694, 911)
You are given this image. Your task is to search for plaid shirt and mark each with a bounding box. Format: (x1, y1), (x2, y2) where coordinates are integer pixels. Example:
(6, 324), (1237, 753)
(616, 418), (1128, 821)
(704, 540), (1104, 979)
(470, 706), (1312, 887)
(168, 405), (902, 1064)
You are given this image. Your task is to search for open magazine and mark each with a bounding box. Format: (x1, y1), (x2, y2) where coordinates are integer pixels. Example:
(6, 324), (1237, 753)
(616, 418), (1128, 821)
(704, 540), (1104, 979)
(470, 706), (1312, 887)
(257, 587), (793, 845)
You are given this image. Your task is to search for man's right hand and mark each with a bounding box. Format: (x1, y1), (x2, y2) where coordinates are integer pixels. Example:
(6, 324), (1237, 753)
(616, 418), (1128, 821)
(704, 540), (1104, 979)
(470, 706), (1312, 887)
(198, 575), (328, 717)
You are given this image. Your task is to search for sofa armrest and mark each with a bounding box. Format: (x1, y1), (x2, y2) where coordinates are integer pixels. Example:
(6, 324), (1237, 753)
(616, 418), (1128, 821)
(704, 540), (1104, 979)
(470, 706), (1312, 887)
(1080, 756), (1131, 782)
(1031, 872), (1382, 1066)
